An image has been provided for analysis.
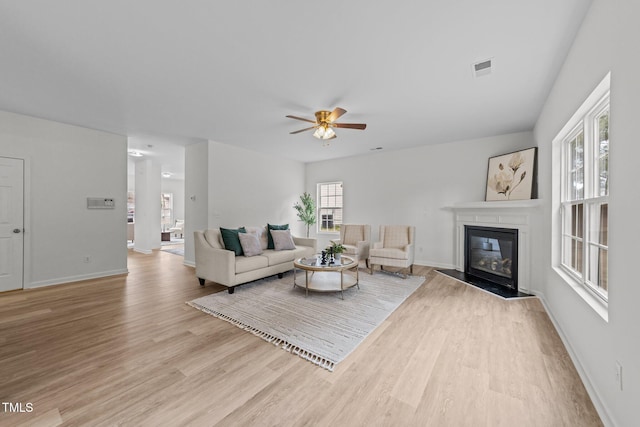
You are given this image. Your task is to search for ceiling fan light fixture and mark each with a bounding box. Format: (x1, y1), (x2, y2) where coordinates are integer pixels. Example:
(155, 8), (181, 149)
(287, 107), (366, 141)
(324, 127), (336, 139)
(313, 124), (335, 140)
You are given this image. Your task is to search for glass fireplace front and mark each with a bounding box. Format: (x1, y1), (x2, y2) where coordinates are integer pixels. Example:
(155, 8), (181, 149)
(464, 226), (518, 290)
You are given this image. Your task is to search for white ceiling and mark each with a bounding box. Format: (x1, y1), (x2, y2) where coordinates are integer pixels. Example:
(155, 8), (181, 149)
(1, 1), (592, 168)
(127, 134), (190, 181)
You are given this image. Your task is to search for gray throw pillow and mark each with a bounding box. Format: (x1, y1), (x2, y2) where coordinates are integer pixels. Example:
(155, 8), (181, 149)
(238, 232), (263, 257)
(267, 223), (289, 249)
(271, 229), (296, 251)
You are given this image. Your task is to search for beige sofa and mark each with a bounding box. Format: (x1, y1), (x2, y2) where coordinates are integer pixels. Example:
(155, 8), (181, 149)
(194, 226), (316, 294)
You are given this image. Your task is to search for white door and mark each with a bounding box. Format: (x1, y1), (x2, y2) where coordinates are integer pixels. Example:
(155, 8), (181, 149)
(0, 157), (24, 292)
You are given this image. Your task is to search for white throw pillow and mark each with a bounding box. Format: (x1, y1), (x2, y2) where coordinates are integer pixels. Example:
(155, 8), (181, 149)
(271, 229), (296, 251)
(238, 232), (263, 257)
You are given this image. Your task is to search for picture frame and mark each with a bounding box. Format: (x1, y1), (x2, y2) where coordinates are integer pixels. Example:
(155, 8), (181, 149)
(485, 147), (537, 201)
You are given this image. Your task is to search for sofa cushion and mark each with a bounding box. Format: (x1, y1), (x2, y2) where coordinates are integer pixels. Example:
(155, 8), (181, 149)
(262, 249), (297, 266)
(267, 223), (289, 249)
(271, 229), (296, 251)
(245, 226), (268, 250)
(220, 227), (247, 256)
(235, 255), (269, 274)
(238, 232), (263, 257)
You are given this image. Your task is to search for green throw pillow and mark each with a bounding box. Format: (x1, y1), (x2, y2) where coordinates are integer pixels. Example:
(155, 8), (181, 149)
(220, 227), (247, 256)
(267, 223), (289, 249)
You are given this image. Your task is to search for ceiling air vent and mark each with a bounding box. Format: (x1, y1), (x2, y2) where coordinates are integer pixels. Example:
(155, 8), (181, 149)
(473, 59), (493, 77)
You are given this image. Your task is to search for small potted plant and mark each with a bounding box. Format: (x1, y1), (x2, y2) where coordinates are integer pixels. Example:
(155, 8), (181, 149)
(327, 242), (346, 263)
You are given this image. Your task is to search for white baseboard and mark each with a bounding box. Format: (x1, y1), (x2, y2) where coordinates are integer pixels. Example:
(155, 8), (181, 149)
(134, 248), (152, 255)
(183, 260), (195, 268)
(27, 269), (129, 289)
(414, 260), (456, 270)
(532, 291), (615, 427)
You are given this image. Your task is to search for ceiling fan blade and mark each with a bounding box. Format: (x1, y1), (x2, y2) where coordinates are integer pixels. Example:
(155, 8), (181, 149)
(289, 126), (318, 134)
(327, 107), (347, 122)
(286, 115), (317, 124)
(332, 123), (367, 130)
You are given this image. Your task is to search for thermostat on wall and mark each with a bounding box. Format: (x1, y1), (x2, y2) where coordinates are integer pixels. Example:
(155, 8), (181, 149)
(87, 197), (115, 209)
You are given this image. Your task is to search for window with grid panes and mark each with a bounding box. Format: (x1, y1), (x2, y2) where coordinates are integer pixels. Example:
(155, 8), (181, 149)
(317, 182), (343, 233)
(560, 90), (609, 302)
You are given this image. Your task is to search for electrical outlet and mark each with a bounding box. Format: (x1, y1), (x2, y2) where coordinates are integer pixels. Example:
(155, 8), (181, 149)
(615, 361), (623, 391)
(83, 255), (91, 263)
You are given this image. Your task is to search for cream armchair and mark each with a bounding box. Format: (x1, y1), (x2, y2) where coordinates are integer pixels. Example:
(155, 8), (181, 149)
(369, 225), (415, 278)
(169, 219), (184, 238)
(332, 224), (371, 268)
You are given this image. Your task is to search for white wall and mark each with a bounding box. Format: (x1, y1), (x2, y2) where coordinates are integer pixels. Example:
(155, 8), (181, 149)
(208, 141), (306, 235)
(533, 0), (640, 425)
(133, 159), (162, 254)
(0, 110), (128, 287)
(305, 131), (536, 268)
(184, 141), (209, 265)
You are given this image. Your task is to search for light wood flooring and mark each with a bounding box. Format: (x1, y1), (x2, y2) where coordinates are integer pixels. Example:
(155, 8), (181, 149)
(0, 249), (602, 426)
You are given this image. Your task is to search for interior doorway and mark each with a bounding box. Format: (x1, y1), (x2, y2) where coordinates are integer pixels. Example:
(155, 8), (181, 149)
(0, 157), (24, 292)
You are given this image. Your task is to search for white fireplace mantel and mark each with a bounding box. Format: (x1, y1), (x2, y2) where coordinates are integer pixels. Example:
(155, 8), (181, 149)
(450, 199), (542, 293)
(451, 199), (543, 210)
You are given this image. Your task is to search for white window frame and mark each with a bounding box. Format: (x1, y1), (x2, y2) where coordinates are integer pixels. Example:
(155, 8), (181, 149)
(553, 72), (610, 316)
(317, 181), (343, 234)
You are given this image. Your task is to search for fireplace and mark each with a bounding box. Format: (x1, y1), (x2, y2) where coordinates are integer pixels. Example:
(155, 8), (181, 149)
(465, 226), (518, 291)
(445, 200), (537, 298)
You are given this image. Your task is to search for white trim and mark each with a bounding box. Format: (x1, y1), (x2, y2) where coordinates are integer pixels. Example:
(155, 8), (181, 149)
(23, 156), (31, 291)
(316, 181), (343, 234)
(451, 203), (536, 293)
(553, 266), (608, 321)
(452, 199), (542, 210)
(1, 155), (32, 291)
(414, 260), (456, 270)
(27, 269), (129, 289)
(553, 72), (610, 311)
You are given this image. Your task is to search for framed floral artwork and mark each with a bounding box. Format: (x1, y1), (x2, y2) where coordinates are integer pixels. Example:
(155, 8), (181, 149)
(485, 147), (537, 201)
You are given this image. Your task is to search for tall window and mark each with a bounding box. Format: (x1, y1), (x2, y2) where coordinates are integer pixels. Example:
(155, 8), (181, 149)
(317, 182), (343, 233)
(560, 84), (609, 302)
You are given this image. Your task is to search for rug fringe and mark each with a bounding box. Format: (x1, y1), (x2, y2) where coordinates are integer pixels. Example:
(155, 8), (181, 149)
(186, 302), (336, 372)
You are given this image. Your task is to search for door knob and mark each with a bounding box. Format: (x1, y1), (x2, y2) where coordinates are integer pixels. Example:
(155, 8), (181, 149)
(13, 228), (22, 233)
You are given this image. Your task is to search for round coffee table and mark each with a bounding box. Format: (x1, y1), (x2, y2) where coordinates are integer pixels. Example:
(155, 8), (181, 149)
(293, 256), (360, 299)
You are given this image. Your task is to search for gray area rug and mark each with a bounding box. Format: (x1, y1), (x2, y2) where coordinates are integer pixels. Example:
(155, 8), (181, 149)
(187, 271), (425, 371)
(162, 247), (184, 256)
